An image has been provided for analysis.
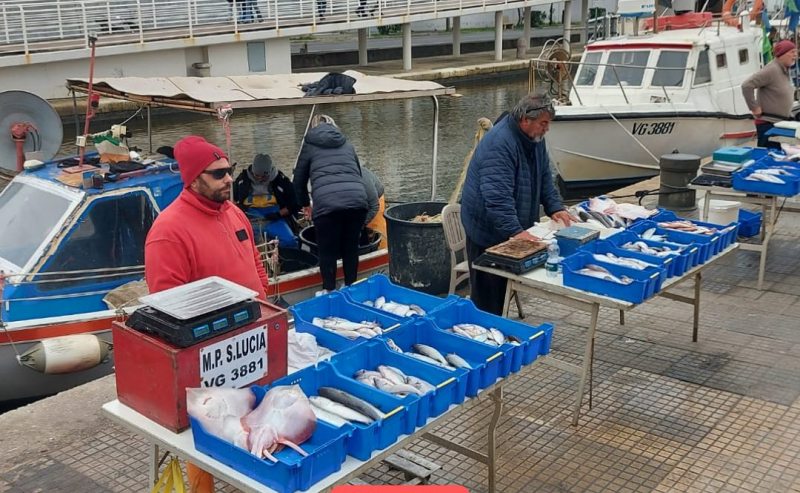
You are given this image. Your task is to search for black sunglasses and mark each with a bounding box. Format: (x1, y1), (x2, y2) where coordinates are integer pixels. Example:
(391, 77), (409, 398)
(525, 104), (554, 117)
(202, 166), (235, 180)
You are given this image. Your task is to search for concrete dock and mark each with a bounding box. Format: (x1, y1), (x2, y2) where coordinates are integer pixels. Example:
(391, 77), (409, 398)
(4, 45), (800, 491)
(2, 174), (800, 492)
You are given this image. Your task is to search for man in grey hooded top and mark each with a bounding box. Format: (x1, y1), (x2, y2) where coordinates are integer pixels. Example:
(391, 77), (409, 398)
(293, 115), (368, 292)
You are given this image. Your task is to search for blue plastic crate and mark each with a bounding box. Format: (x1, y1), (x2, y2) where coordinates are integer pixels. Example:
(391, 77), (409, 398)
(330, 339), (464, 427)
(605, 231), (689, 277)
(650, 210), (738, 251)
(291, 292), (404, 348)
(580, 240), (672, 283)
(732, 166), (800, 197)
(561, 251), (662, 303)
(382, 318), (503, 397)
(427, 298), (553, 371)
(190, 387), (350, 493)
(629, 221), (711, 265)
(270, 364), (408, 461)
(738, 209), (762, 238)
(341, 274), (458, 317)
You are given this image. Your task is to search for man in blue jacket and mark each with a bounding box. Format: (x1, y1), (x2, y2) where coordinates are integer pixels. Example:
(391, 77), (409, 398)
(461, 93), (573, 315)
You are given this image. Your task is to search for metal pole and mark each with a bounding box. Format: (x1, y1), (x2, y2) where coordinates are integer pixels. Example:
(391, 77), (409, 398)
(563, 0), (572, 47)
(57, 0), (64, 38)
(106, 1), (112, 34)
(452, 16), (461, 56)
(136, 0), (143, 43)
(81, 1), (88, 48)
(17, 6), (29, 55)
(430, 95), (440, 201)
(151, 0), (157, 28)
(494, 11), (503, 61)
(187, 0), (193, 38)
(522, 6), (531, 50)
(2, 6), (10, 44)
(147, 106), (152, 153)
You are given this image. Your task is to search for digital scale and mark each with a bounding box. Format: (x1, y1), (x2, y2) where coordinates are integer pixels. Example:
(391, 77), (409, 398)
(129, 277), (260, 347)
(474, 238), (549, 274)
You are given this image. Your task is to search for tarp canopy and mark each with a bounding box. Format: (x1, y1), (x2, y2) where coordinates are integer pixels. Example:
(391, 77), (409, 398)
(66, 70), (455, 113)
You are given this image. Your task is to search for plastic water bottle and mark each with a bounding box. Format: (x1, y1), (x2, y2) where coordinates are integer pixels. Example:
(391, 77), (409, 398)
(545, 240), (560, 278)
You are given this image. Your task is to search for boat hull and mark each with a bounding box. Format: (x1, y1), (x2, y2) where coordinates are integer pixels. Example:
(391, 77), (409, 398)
(548, 113), (756, 190)
(0, 250), (389, 404)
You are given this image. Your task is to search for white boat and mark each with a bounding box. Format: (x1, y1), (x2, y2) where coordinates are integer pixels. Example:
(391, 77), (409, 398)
(543, 12), (763, 193)
(0, 72), (453, 404)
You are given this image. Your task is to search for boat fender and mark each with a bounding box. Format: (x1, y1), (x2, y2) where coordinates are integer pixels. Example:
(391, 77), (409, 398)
(18, 334), (113, 374)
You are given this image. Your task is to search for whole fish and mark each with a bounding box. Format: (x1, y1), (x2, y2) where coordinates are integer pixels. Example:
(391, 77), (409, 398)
(489, 328), (506, 345)
(374, 296), (427, 316)
(445, 353), (472, 369)
(747, 171), (786, 184)
(318, 387), (384, 421)
(374, 377), (423, 396)
(413, 343), (448, 366)
(309, 403), (350, 427)
(578, 264), (633, 285)
(406, 375), (436, 393)
(378, 365), (407, 385)
(309, 396), (373, 425)
(386, 338), (403, 353)
(408, 352), (455, 370)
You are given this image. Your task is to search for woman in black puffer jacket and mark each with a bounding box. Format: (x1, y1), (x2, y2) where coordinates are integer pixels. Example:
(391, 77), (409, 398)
(293, 115), (368, 292)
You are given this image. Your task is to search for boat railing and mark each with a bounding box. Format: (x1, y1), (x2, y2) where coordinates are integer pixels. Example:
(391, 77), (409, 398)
(530, 58), (695, 107)
(0, 265), (144, 286)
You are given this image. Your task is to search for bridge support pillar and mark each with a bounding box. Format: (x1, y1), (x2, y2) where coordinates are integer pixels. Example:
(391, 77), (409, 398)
(452, 17), (461, 57)
(358, 28), (368, 66)
(402, 23), (412, 71)
(521, 7), (531, 52)
(563, 0), (572, 47)
(581, 0), (589, 43)
(494, 11), (503, 61)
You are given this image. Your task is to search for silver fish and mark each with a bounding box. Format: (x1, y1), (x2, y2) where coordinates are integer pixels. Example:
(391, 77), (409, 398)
(412, 343), (448, 366)
(309, 396), (373, 425)
(378, 365), (407, 386)
(408, 352), (455, 370)
(309, 402), (350, 427)
(406, 375), (436, 393)
(318, 387), (384, 421)
(374, 377), (423, 396)
(642, 228), (656, 239)
(445, 353), (472, 369)
(489, 328), (506, 345)
(386, 338), (403, 353)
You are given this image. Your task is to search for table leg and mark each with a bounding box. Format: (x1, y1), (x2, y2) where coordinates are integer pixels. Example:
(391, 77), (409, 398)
(502, 282), (513, 318)
(702, 193), (711, 222)
(148, 444), (159, 486)
(692, 272), (701, 342)
(487, 386), (503, 493)
(572, 302), (600, 426)
(757, 198), (777, 290)
(619, 310), (624, 326)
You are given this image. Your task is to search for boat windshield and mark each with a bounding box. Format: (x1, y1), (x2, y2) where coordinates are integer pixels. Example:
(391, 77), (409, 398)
(576, 52), (603, 86)
(0, 181), (75, 270)
(601, 50), (651, 86)
(652, 51), (689, 87)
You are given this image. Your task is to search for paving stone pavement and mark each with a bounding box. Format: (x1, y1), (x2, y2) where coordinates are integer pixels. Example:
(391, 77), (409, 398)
(2, 200), (800, 492)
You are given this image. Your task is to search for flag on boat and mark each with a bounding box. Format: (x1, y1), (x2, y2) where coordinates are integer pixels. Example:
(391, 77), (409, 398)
(762, 9), (773, 63)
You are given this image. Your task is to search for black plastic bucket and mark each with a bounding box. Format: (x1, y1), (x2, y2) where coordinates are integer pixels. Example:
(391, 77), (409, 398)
(298, 226), (382, 256)
(278, 248), (319, 273)
(659, 153), (700, 211)
(384, 201), (450, 295)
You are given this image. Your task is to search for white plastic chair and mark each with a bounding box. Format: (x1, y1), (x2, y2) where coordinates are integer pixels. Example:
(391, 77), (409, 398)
(441, 204), (525, 318)
(442, 204), (470, 294)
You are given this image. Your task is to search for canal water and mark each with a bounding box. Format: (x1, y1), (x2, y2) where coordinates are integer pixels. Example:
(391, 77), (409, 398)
(59, 72), (551, 203)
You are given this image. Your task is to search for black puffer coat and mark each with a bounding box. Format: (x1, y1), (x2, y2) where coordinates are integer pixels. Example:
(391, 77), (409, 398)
(293, 123), (368, 220)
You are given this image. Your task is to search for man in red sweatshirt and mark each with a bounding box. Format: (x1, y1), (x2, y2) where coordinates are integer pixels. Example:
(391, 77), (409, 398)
(144, 135), (269, 492)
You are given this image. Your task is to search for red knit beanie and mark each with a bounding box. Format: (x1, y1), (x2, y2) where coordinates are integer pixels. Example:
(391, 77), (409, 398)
(173, 135), (228, 186)
(773, 40), (796, 58)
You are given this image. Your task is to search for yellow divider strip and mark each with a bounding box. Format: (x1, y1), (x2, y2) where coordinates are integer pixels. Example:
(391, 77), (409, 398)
(436, 377), (456, 389)
(528, 330), (544, 341)
(383, 405), (404, 419)
(486, 351), (503, 362)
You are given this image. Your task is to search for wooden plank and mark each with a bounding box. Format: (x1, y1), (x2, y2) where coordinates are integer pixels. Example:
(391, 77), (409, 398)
(347, 478), (370, 485)
(395, 450), (442, 473)
(383, 451), (441, 484)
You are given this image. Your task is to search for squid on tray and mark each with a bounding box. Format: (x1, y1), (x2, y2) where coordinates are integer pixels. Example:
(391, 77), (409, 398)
(187, 385), (317, 462)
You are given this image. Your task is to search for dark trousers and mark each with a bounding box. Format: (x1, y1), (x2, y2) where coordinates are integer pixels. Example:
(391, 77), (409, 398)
(756, 122), (781, 149)
(315, 209), (367, 291)
(465, 236), (508, 316)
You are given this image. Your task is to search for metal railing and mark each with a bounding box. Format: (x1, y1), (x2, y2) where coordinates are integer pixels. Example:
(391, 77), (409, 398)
(0, 0), (540, 56)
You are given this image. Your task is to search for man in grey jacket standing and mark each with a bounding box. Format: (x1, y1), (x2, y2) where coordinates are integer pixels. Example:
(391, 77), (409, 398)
(742, 39), (797, 149)
(461, 93), (573, 315)
(293, 115), (368, 293)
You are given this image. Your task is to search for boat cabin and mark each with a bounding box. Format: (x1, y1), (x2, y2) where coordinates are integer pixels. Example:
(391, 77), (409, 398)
(571, 24), (762, 113)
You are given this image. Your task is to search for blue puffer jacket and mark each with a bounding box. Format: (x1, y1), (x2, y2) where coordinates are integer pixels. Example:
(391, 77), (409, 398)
(461, 114), (564, 248)
(293, 123), (368, 220)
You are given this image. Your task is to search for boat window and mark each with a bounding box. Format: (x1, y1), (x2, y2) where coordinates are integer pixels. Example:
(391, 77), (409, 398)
(716, 53), (727, 68)
(739, 49), (749, 64)
(0, 182), (73, 269)
(601, 50), (650, 86)
(694, 50), (712, 85)
(651, 51), (689, 87)
(576, 52), (603, 85)
(39, 192), (157, 290)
